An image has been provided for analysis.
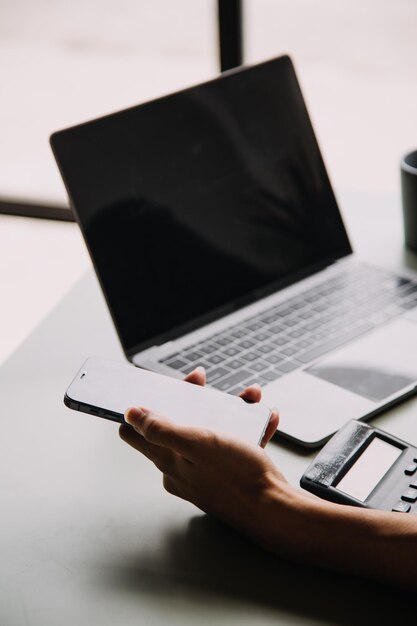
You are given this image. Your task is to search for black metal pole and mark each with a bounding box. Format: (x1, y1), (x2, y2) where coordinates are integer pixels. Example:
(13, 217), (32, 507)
(0, 199), (74, 222)
(218, 0), (243, 72)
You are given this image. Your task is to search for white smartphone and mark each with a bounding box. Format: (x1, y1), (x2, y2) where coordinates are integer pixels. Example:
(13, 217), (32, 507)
(64, 357), (273, 446)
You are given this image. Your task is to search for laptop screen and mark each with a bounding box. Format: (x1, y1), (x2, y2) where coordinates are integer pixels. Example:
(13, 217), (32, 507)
(51, 56), (351, 356)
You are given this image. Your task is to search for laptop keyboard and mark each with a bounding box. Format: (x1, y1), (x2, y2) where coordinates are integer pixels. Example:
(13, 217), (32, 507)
(159, 265), (417, 395)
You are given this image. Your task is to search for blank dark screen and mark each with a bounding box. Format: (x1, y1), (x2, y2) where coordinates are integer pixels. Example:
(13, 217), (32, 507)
(52, 56), (351, 354)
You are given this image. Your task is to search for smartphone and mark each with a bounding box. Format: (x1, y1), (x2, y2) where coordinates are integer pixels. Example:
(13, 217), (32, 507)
(64, 357), (272, 446)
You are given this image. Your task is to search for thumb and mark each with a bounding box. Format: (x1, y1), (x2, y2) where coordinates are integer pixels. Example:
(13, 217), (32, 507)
(125, 406), (198, 459)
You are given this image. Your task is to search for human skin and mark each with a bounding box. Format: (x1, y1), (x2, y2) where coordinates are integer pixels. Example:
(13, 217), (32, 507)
(119, 367), (417, 591)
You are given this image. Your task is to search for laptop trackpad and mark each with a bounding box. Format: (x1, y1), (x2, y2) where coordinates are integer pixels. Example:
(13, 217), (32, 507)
(306, 318), (417, 402)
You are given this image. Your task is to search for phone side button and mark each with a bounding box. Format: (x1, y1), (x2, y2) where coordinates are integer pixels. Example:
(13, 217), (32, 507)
(105, 412), (123, 423)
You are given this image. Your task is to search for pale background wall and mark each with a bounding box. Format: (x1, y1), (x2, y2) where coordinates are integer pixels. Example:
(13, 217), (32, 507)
(1, 0), (416, 365)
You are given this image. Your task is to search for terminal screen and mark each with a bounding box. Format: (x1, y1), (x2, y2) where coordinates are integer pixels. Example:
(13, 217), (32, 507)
(336, 437), (402, 502)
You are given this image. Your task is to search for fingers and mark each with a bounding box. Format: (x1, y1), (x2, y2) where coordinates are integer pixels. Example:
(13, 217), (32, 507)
(185, 368), (263, 405)
(260, 409), (279, 448)
(184, 366), (206, 386)
(162, 474), (183, 498)
(185, 367), (262, 405)
(239, 383), (262, 404)
(119, 423), (177, 474)
(125, 407), (201, 460)
(239, 384), (278, 447)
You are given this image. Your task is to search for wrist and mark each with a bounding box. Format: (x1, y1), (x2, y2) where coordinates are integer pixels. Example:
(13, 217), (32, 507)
(254, 478), (359, 563)
(248, 476), (417, 589)
(259, 480), (378, 573)
(256, 479), (317, 557)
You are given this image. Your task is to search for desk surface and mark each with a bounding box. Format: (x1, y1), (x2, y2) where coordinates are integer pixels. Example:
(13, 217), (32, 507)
(1, 190), (417, 625)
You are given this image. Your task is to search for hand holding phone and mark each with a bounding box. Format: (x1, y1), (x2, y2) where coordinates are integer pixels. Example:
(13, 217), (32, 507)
(65, 357), (273, 446)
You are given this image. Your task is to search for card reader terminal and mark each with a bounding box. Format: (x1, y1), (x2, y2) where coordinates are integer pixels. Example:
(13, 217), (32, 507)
(300, 420), (417, 513)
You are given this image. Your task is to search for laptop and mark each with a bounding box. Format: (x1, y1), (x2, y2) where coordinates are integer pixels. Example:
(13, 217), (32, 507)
(51, 55), (417, 447)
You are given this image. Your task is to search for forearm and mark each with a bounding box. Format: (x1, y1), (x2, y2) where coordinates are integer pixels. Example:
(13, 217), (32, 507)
(259, 480), (417, 590)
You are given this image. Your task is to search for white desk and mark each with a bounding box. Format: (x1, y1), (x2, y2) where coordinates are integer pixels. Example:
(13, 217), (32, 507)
(1, 190), (417, 624)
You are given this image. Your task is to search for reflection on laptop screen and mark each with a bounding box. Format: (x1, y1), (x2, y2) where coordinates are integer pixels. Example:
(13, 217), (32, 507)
(52, 56), (351, 354)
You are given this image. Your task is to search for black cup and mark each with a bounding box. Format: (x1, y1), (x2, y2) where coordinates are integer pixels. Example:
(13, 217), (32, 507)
(401, 150), (417, 252)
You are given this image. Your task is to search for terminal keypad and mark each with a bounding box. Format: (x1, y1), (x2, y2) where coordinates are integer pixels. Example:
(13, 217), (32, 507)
(392, 460), (417, 512)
